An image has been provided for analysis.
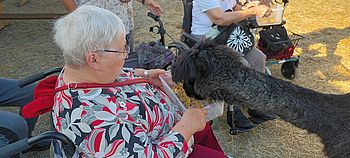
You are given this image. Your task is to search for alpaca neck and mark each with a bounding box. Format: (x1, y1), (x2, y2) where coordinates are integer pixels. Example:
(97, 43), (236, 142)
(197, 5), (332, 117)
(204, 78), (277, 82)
(230, 67), (333, 130)
(201, 64), (343, 139)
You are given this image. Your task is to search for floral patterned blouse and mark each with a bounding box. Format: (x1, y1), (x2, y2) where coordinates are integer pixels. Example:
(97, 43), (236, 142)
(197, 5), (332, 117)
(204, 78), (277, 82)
(52, 68), (189, 158)
(74, 0), (134, 34)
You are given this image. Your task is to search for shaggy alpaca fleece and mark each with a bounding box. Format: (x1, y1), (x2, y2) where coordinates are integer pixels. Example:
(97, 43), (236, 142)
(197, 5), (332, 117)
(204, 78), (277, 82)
(171, 40), (350, 158)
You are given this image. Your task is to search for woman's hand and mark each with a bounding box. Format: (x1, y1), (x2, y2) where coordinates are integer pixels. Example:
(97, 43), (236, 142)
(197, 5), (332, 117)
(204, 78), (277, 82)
(146, 69), (165, 87)
(171, 107), (208, 141)
(160, 70), (176, 87)
(144, 0), (163, 16)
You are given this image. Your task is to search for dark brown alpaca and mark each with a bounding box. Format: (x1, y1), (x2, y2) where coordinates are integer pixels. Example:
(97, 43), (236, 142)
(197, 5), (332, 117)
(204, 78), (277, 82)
(171, 40), (350, 158)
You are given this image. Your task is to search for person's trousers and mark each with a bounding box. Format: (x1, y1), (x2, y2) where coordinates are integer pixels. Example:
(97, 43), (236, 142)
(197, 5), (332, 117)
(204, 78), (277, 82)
(0, 77), (37, 136)
(188, 122), (227, 158)
(243, 47), (267, 73)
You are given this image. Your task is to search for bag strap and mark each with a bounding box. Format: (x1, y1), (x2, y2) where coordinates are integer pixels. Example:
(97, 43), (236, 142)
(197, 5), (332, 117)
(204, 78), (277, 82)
(55, 78), (149, 92)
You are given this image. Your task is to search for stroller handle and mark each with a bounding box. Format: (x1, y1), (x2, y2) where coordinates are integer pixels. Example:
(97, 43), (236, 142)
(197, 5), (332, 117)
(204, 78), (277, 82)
(147, 12), (160, 22)
(0, 131), (72, 158)
(18, 67), (63, 88)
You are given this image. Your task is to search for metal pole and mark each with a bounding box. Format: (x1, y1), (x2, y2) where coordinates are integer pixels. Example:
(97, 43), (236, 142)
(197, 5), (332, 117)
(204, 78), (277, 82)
(0, 13), (66, 20)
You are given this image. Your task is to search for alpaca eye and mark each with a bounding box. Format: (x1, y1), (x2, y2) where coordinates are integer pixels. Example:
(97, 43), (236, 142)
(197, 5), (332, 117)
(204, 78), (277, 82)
(197, 59), (207, 70)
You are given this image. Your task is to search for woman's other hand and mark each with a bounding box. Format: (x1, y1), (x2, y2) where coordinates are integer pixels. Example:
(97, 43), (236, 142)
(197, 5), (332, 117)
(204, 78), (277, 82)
(181, 108), (208, 133)
(171, 107), (208, 141)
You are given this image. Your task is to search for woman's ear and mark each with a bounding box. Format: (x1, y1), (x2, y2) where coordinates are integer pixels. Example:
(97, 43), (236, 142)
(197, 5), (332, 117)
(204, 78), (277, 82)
(85, 52), (101, 70)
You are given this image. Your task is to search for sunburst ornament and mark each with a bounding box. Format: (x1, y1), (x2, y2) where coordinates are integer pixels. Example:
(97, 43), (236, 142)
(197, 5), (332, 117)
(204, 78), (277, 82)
(226, 26), (253, 56)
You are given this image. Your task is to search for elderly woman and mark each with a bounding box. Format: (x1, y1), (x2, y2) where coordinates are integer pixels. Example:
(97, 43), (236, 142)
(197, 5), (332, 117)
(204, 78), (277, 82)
(60, 0), (164, 68)
(52, 5), (226, 158)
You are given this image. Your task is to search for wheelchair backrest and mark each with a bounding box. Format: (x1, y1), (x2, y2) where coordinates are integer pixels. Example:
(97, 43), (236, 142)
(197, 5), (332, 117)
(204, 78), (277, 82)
(182, 0), (193, 33)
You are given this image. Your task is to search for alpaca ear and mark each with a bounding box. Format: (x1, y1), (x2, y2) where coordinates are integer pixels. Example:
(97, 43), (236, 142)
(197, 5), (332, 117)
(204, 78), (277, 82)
(196, 50), (210, 72)
(172, 49), (194, 83)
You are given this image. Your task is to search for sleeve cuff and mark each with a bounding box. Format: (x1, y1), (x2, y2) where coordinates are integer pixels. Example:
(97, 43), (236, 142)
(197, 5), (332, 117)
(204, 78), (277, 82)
(168, 131), (189, 153)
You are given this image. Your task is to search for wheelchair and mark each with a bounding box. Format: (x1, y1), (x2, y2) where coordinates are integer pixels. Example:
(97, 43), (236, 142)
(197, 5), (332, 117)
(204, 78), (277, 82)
(0, 68), (75, 158)
(179, 0), (303, 135)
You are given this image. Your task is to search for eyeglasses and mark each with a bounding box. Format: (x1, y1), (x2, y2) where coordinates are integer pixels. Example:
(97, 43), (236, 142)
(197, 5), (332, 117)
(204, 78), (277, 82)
(119, 0), (131, 3)
(95, 45), (130, 55)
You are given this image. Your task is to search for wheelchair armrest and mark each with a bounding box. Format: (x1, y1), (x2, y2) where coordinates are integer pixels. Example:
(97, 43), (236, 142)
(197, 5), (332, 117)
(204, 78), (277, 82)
(181, 32), (201, 48)
(182, 32), (200, 42)
(248, 19), (287, 29)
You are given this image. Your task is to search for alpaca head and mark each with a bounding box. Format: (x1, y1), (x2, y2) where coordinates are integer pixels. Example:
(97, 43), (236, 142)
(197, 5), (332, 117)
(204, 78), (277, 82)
(171, 39), (245, 100)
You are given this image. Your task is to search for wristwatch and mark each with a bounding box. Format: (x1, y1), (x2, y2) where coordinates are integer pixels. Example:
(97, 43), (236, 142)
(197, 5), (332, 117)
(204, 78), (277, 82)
(144, 70), (149, 79)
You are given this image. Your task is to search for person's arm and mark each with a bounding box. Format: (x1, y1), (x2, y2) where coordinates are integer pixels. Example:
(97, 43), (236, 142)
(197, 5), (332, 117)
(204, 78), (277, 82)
(133, 68), (147, 77)
(171, 108), (208, 141)
(130, 69), (208, 141)
(134, 68), (165, 86)
(60, 0), (77, 12)
(233, 3), (243, 11)
(206, 7), (256, 26)
(136, 0), (163, 16)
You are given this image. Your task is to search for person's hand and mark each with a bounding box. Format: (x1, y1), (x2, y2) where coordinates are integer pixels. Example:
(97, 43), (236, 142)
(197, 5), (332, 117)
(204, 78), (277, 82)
(146, 69), (165, 87)
(259, 0), (271, 6)
(258, 5), (269, 17)
(243, 1), (260, 9)
(179, 107), (208, 135)
(178, 108), (208, 133)
(249, 5), (269, 17)
(159, 70), (176, 87)
(263, 6), (272, 17)
(144, 0), (163, 16)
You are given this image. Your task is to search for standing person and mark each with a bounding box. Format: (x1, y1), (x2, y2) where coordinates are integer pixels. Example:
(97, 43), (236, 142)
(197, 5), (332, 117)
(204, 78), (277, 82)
(52, 5), (228, 157)
(0, 77), (50, 151)
(191, 0), (277, 132)
(60, 0), (163, 68)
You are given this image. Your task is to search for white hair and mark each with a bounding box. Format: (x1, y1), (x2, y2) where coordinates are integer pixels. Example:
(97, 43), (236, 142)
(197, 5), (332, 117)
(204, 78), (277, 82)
(54, 5), (126, 67)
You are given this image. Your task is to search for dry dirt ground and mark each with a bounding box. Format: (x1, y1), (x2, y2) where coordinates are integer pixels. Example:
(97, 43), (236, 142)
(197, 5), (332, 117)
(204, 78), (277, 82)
(0, 0), (349, 157)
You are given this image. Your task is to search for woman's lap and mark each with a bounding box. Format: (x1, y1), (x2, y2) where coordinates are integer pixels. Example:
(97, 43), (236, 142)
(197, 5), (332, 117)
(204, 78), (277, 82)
(190, 122), (226, 157)
(188, 144), (227, 158)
